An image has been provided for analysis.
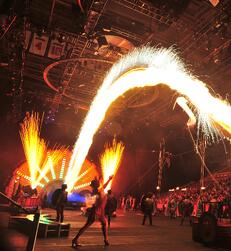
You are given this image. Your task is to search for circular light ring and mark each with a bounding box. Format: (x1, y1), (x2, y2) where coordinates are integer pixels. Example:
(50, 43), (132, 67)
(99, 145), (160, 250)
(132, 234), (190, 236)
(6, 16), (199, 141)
(43, 58), (113, 110)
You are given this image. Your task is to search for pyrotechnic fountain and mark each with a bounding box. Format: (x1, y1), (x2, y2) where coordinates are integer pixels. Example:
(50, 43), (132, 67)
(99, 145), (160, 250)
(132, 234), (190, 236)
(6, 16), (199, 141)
(100, 138), (125, 191)
(18, 112), (97, 192)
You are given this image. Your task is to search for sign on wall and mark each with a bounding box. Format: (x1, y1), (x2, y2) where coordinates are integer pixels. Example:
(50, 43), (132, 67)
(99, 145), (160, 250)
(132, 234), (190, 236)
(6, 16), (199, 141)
(29, 33), (49, 56)
(48, 39), (66, 59)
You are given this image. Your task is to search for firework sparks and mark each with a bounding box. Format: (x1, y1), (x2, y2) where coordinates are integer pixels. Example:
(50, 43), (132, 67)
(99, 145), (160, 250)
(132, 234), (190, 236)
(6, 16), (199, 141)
(65, 46), (231, 191)
(20, 112), (47, 188)
(100, 138), (125, 191)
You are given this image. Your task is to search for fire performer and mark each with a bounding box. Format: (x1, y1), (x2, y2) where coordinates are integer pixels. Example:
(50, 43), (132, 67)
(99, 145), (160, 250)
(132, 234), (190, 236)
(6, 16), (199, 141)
(72, 175), (113, 248)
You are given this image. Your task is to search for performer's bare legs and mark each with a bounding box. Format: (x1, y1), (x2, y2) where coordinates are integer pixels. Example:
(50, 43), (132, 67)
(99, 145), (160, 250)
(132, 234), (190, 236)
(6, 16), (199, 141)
(72, 211), (95, 247)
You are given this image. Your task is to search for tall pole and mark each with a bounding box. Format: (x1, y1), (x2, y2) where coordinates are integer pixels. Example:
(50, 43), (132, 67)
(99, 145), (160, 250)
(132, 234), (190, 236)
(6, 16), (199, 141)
(157, 138), (165, 191)
(199, 139), (206, 188)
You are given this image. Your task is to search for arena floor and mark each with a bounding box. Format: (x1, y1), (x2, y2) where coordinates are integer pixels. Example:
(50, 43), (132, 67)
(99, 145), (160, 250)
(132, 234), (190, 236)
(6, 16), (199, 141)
(2, 209), (230, 251)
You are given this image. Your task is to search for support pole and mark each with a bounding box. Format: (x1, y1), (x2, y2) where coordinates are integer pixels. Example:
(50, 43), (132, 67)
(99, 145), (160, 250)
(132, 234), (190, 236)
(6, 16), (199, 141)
(199, 139), (206, 188)
(157, 138), (165, 191)
(26, 210), (40, 251)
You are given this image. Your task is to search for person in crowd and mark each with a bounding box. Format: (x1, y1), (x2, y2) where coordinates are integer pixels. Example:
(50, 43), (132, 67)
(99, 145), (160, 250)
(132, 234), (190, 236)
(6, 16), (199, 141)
(131, 197), (136, 210)
(72, 176), (113, 248)
(168, 197), (177, 219)
(195, 195), (204, 217)
(105, 189), (117, 228)
(120, 196), (125, 210)
(53, 184), (68, 223)
(141, 192), (154, 226)
(125, 195), (131, 211)
(180, 197), (193, 225)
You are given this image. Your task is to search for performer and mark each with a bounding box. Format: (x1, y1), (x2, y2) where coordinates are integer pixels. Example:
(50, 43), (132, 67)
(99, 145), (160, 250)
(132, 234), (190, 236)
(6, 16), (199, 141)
(105, 189), (117, 228)
(72, 175), (113, 248)
(53, 184), (68, 223)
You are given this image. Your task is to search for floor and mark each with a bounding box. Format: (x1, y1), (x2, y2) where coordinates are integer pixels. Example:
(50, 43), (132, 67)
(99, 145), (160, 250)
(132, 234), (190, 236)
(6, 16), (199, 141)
(1, 209), (230, 251)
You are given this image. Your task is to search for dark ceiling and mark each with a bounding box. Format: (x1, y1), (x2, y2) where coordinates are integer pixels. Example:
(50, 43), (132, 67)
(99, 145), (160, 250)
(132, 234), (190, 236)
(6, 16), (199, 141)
(0, 0), (231, 187)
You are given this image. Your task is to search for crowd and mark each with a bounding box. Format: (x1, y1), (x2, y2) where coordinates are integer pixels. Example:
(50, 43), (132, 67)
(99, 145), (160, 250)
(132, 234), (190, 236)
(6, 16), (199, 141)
(156, 176), (231, 219)
(118, 175), (231, 225)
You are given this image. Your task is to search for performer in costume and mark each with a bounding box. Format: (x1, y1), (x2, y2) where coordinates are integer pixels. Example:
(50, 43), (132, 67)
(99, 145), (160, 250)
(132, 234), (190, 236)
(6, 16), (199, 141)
(72, 175), (113, 247)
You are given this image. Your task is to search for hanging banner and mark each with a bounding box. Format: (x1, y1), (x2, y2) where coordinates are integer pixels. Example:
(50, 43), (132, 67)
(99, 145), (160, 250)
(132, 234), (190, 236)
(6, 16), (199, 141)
(29, 33), (49, 56)
(48, 39), (66, 59)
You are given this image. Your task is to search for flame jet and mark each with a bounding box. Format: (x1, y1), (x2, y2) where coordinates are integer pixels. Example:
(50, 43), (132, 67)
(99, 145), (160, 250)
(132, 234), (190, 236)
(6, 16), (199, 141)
(65, 46), (231, 191)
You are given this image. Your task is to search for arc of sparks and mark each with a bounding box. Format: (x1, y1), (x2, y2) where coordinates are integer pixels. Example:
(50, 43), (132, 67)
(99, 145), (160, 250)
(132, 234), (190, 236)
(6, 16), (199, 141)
(65, 46), (231, 191)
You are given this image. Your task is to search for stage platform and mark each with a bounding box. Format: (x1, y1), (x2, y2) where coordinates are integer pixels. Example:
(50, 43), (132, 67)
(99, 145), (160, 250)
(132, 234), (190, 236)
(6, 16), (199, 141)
(8, 214), (70, 238)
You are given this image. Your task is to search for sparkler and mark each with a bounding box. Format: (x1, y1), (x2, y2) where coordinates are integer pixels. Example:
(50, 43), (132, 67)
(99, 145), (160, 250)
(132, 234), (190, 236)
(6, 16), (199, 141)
(100, 138), (125, 191)
(64, 46), (231, 191)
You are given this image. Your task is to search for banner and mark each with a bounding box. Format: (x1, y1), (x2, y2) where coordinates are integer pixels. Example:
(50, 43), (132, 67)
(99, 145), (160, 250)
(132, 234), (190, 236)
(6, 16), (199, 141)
(29, 33), (49, 56)
(48, 39), (66, 59)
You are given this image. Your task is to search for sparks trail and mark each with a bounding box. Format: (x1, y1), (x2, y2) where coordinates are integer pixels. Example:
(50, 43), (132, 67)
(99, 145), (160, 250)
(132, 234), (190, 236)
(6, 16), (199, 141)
(65, 46), (231, 191)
